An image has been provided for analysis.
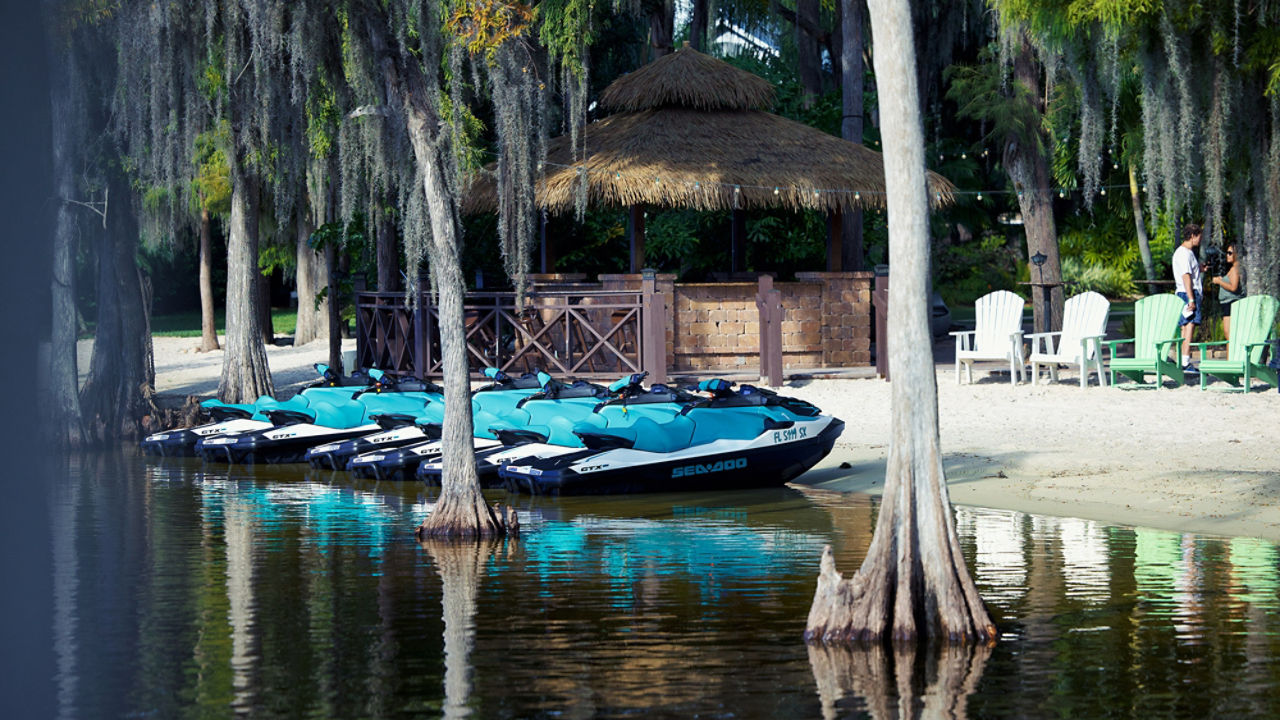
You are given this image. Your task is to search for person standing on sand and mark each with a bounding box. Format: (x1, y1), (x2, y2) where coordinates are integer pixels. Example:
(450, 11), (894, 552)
(1173, 223), (1204, 373)
(1210, 242), (1243, 340)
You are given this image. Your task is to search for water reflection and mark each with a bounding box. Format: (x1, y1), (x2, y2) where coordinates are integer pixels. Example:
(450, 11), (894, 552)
(419, 540), (503, 720)
(47, 452), (1280, 718)
(808, 642), (992, 720)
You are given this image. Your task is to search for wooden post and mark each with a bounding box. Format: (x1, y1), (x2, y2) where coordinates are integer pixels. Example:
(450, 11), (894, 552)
(640, 269), (667, 384)
(628, 205), (646, 273)
(414, 271), (431, 380)
(731, 208), (746, 274)
(756, 275), (784, 387)
(826, 211), (843, 272)
(872, 269), (889, 381)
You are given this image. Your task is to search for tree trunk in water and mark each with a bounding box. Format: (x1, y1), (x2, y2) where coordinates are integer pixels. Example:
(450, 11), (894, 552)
(1128, 167), (1155, 283)
(218, 167), (274, 403)
(840, 0), (866, 271)
(376, 211), (400, 292)
(689, 0), (709, 52)
(796, 0), (824, 108)
(414, 146), (504, 539)
(1005, 33), (1061, 335)
(46, 23), (84, 447)
(199, 208), (221, 351)
(80, 172), (154, 443)
(648, 0), (675, 61)
(806, 0), (995, 646)
(293, 205), (328, 346)
(363, 12), (510, 538)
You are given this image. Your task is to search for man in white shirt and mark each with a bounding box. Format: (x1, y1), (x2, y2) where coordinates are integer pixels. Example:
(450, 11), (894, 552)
(1172, 223), (1203, 372)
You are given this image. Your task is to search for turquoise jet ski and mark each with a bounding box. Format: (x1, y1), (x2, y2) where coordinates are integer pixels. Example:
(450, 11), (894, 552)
(140, 364), (373, 457)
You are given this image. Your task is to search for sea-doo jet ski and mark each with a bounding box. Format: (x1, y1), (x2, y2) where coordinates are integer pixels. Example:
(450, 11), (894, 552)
(417, 372), (699, 486)
(347, 367), (545, 481)
(197, 370), (440, 465)
(140, 364), (372, 457)
(416, 372), (613, 485)
(304, 379), (449, 469)
(500, 380), (844, 495)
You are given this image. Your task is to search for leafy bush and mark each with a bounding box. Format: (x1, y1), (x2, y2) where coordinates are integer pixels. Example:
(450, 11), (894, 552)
(1059, 256), (1136, 297)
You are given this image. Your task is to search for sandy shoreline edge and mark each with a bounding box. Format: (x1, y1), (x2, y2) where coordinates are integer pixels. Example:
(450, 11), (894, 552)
(117, 335), (1280, 543)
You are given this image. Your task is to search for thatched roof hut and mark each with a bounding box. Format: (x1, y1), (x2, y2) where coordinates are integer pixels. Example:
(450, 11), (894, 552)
(465, 44), (954, 215)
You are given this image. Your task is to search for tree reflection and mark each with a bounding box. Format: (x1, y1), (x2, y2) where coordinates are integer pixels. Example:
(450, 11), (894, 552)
(419, 539), (507, 719)
(807, 642), (991, 720)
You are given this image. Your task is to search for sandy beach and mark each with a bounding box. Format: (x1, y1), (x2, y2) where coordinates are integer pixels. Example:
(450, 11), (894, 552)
(123, 333), (1280, 543)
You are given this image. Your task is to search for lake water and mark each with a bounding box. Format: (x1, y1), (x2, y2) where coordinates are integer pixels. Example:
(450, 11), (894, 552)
(47, 451), (1280, 718)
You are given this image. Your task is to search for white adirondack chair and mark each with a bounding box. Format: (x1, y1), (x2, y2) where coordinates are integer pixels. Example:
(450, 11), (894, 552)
(952, 290), (1026, 385)
(1027, 291), (1111, 388)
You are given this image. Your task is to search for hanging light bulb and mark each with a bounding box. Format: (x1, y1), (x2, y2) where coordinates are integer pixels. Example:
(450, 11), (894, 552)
(773, 187), (779, 195)
(1059, 190), (1066, 198)
(977, 193), (983, 201)
(961, 152), (967, 159)
(1100, 188), (1107, 196)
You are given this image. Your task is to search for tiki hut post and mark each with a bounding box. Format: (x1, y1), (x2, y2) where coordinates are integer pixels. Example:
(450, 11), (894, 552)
(538, 211), (554, 273)
(731, 208), (746, 275)
(628, 205), (646, 273)
(826, 211), (844, 272)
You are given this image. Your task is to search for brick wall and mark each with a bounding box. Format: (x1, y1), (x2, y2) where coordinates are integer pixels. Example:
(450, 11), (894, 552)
(796, 271), (874, 366)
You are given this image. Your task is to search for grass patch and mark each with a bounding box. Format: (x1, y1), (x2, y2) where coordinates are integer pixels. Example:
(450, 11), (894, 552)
(147, 309), (298, 338)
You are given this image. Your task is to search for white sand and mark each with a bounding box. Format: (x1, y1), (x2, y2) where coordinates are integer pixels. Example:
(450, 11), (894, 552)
(784, 368), (1280, 543)
(79, 335), (357, 399)
(131, 334), (1280, 542)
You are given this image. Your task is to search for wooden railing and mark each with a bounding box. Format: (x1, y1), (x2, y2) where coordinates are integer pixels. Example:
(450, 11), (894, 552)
(355, 280), (668, 382)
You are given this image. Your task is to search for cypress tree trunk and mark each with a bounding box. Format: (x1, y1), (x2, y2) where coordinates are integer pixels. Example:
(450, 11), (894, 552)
(46, 16), (85, 447)
(1006, 33), (1062, 335)
(79, 172), (154, 443)
(362, 10), (510, 538)
(413, 143), (502, 539)
(218, 165), (274, 403)
(806, 0), (995, 646)
(840, 0), (866, 271)
(647, 0), (675, 60)
(1129, 166), (1156, 283)
(198, 207), (221, 351)
(294, 204), (327, 346)
(689, 0), (708, 52)
(258, 265), (274, 345)
(796, 0), (824, 108)
(376, 210), (400, 292)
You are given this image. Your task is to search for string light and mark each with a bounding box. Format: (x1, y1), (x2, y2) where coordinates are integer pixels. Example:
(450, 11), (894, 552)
(517, 157), (1132, 203)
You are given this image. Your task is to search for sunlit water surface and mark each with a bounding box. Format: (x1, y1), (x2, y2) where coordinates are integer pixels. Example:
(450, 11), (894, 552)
(48, 451), (1280, 718)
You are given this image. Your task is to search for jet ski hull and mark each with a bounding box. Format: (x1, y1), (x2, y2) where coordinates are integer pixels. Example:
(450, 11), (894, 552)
(348, 438), (503, 481)
(501, 416), (844, 495)
(417, 441), (582, 487)
(197, 424), (379, 465)
(140, 418), (269, 457)
(305, 426), (430, 470)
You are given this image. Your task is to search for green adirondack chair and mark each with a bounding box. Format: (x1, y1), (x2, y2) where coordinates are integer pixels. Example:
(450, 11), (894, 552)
(1103, 293), (1186, 387)
(1195, 294), (1280, 391)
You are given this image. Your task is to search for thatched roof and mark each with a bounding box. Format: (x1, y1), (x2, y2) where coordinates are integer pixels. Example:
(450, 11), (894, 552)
(464, 45), (954, 215)
(598, 44), (775, 112)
